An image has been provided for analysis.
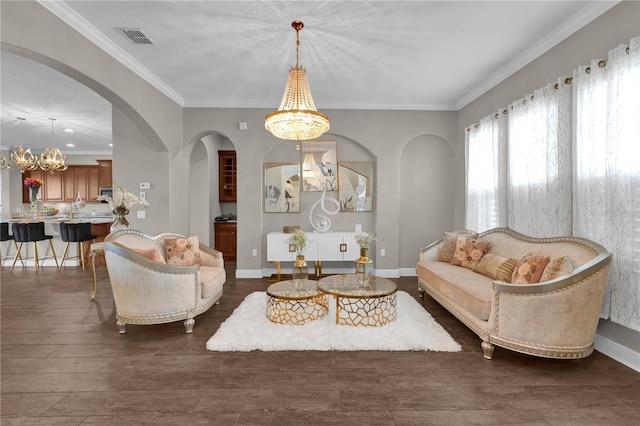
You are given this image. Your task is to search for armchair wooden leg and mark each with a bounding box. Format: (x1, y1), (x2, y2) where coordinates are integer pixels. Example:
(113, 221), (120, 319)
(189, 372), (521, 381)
(184, 318), (195, 333)
(117, 319), (127, 334)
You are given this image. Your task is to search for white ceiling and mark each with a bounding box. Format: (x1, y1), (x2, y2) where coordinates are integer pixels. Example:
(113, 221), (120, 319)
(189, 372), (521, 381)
(1, 0), (618, 154)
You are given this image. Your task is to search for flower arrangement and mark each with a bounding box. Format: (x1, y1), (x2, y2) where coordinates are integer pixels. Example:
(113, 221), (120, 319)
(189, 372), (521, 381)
(24, 177), (44, 188)
(287, 229), (308, 255)
(24, 177), (44, 203)
(355, 231), (376, 249)
(96, 183), (149, 209)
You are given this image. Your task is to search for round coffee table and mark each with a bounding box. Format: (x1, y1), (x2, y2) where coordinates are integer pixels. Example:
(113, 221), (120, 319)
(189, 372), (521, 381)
(266, 280), (329, 325)
(317, 274), (397, 326)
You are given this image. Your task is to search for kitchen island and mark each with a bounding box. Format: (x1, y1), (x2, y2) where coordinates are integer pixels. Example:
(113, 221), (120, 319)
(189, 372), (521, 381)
(4, 214), (113, 268)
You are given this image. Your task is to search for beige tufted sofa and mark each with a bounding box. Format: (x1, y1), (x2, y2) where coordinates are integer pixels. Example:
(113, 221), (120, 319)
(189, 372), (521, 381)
(104, 229), (226, 334)
(416, 228), (612, 360)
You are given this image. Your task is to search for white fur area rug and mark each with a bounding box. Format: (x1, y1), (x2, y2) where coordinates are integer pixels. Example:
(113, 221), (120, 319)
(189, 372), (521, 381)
(206, 291), (461, 352)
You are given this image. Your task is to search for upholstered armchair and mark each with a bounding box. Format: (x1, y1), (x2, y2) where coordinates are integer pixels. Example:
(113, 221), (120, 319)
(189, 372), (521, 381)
(103, 229), (226, 334)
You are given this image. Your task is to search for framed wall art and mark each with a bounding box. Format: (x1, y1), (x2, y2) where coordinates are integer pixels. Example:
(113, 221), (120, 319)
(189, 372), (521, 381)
(301, 140), (338, 192)
(338, 161), (374, 212)
(264, 162), (301, 213)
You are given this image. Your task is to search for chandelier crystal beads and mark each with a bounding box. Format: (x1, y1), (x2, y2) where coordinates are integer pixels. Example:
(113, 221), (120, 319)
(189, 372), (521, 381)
(265, 20), (330, 141)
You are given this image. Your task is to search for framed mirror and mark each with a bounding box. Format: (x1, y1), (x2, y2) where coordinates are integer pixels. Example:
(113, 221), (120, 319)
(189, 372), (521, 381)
(301, 140), (338, 192)
(338, 161), (374, 212)
(264, 162), (301, 213)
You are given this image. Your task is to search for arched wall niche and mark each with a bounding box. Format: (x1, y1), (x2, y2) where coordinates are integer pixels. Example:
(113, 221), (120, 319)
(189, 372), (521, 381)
(260, 132), (378, 273)
(186, 131), (236, 247)
(399, 134), (456, 271)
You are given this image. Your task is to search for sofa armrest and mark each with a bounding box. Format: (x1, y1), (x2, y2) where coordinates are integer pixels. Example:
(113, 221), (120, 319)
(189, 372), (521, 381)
(104, 242), (201, 317)
(419, 238), (442, 262)
(199, 243), (224, 268)
(489, 252), (612, 355)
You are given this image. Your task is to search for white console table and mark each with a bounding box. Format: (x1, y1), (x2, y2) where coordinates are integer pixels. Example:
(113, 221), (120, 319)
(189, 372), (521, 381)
(267, 231), (361, 280)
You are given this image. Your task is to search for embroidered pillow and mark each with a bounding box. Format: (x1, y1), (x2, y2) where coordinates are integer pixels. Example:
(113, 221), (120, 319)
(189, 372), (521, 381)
(132, 248), (166, 264)
(511, 252), (551, 284)
(438, 230), (479, 262)
(165, 236), (201, 266)
(450, 237), (491, 270)
(473, 253), (518, 282)
(540, 256), (573, 281)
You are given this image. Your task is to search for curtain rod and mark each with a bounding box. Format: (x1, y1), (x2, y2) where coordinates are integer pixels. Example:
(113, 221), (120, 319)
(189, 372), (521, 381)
(465, 53), (616, 132)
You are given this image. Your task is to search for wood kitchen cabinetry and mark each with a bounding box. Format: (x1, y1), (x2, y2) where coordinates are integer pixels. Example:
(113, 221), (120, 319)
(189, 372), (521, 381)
(218, 151), (236, 202)
(22, 165), (103, 203)
(214, 221), (237, 261)
(96, 160), (112, 187)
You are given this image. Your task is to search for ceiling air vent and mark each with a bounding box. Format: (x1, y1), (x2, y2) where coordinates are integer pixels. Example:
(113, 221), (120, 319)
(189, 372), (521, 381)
(116, 28), (154, 45)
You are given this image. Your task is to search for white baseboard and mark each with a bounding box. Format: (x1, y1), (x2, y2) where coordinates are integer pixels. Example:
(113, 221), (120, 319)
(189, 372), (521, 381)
(235, 269), (263, 279)
(375, 269), (400, 278)
(594, 333), (640, 372)
(255, 268), (414, 279)
(399, 268), (417, 277)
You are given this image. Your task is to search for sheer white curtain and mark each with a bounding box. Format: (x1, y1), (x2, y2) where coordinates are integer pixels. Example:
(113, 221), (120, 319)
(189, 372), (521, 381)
(465, 113), (508, 232)
(507, 82), (573, 237)
(573, 37), (640, 330)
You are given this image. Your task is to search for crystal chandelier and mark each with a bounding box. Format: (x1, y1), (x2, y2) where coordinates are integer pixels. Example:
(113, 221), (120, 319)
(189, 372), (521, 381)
(265, 20), (330, 141)
(8, 118), (38, 173)
(38, 118), (68, 173)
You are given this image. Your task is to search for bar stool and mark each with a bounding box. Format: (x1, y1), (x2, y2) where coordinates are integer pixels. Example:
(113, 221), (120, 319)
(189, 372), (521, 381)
(1, 222), (22, 268)
(11, 222), (59, 273)
(59, 222), (97, 271)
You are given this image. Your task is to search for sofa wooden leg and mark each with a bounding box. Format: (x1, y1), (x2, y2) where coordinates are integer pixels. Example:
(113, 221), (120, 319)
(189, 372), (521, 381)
(117, 319), (127, 334)
(418, 289), (425, 298)
(481, 341), (494, 359)
(184, 318), (195, 333)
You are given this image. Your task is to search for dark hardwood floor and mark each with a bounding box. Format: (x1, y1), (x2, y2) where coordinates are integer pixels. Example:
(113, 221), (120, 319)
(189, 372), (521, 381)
(1, 262), (639, 425)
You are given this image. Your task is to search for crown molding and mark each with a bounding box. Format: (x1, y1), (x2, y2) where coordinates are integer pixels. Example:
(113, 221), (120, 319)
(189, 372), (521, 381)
(37, 1), (185, 107)
(454, 1), (620, 110)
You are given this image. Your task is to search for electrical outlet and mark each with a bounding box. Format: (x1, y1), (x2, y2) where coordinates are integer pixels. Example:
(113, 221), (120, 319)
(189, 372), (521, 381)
(137, 210), (145, 219)
(380, 249), (386, 257)
(252, 248), (258, 257)
(139, 182), (151, 189)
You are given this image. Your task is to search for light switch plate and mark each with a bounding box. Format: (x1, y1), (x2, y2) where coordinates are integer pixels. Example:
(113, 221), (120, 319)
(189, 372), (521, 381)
(139, 191), (146, 200)
(139, 182), (151, 189)
(137, 210), (145, 219)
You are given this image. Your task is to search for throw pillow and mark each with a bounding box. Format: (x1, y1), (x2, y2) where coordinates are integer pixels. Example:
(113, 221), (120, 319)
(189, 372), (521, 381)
(165, 236), (201, 266)
(450, 237), (491, 270)
(132, 248), (166, 264)
(473, 253), (518, 282)
(540, 256), (573, 281)
(438, 230), (479, 262)
(511, 252), (551, 284)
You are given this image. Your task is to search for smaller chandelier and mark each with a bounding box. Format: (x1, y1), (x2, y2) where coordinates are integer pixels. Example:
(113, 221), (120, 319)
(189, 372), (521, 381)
(265, 20), (330, 141)
(8, 117), (38, 173)
(38, 118), (68, 173)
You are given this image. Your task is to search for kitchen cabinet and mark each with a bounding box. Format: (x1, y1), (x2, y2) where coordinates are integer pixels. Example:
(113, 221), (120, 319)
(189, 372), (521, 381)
(22, 169), (64, 203)
(96, 160), (112, 187)
(214, 221), (237, 261)
(21, 166), (102, 203)
(218, 151), (236, 202)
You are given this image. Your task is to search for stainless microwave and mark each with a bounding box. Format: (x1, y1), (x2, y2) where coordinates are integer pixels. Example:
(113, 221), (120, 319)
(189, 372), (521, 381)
(98, 187), (112, 201)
